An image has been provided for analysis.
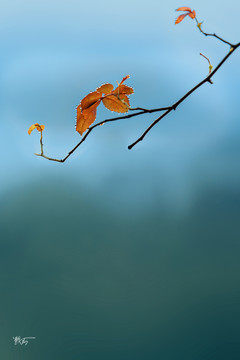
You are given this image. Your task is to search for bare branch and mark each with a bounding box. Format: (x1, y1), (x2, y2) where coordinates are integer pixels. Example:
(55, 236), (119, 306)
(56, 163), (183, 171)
(128, 42), (240, 150)
(35, 107), (171, 162)
(195, 17), (234, 47)
(199, 30), (233, 47)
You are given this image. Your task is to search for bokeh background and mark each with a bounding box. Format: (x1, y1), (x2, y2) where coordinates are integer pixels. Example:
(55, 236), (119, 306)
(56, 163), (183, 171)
(0, 0), (240, 359)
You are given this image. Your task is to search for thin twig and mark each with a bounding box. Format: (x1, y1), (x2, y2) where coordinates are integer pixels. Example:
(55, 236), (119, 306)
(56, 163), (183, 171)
(129, 106), (170, 112)
(128, 108), (172, 149)
(128, 42), (240, 150)
(201, 31), (233, 47)
(35, 153), (64, 162)
(34, 28), (240, 162)
(40, 130), (43, 155)
(35, 107), (171, 162)
(195, 17), (233, 47)
(200, 52), (213, 77)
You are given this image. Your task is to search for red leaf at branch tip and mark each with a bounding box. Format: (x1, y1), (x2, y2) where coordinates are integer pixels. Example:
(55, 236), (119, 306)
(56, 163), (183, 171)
(175, 6), (196, 24)
(176, 7), (191, 12)
(175, 13), (188, 24)
(188, 10), (196, 19)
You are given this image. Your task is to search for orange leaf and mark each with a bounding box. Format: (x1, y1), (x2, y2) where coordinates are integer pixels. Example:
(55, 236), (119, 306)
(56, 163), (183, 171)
(175, 13), (188, 24)
(119, 94), (130, 107)
(113, 76), (134, 96)
(119, 75), (130, 85)
(175, 7), (196, 24)
(188, 10), (196, 19)
(76, 100), (100, 135)
(28, 123), (45, 135)
(76, 75), (133, 134)
(96, 83), (114, 94)
(113, 84), (134, 95)
(176, 7), (191, 12)
(102, 75), (133, 112)
(81, 91), (102, 111)
(102, 94), (129, 113)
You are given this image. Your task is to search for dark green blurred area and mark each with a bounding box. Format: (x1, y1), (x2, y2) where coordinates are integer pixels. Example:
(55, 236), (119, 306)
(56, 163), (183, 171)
(1, 179), (240, 360)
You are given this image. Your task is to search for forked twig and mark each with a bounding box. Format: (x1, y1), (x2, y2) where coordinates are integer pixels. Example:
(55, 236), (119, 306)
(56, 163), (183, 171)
(33, 17), (240, 162)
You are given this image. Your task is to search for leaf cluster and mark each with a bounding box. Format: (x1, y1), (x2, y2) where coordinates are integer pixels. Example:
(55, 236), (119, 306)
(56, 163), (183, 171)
(76, 75), (134, 135)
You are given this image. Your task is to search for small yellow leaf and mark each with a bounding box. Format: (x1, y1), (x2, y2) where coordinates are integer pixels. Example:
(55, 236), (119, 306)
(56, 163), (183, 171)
(197, 21), (203, 30)
(28, 123), (45, 135)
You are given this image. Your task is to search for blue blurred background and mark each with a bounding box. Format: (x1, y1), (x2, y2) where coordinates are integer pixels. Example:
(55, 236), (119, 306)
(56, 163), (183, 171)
(1, 0), (240, 359)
